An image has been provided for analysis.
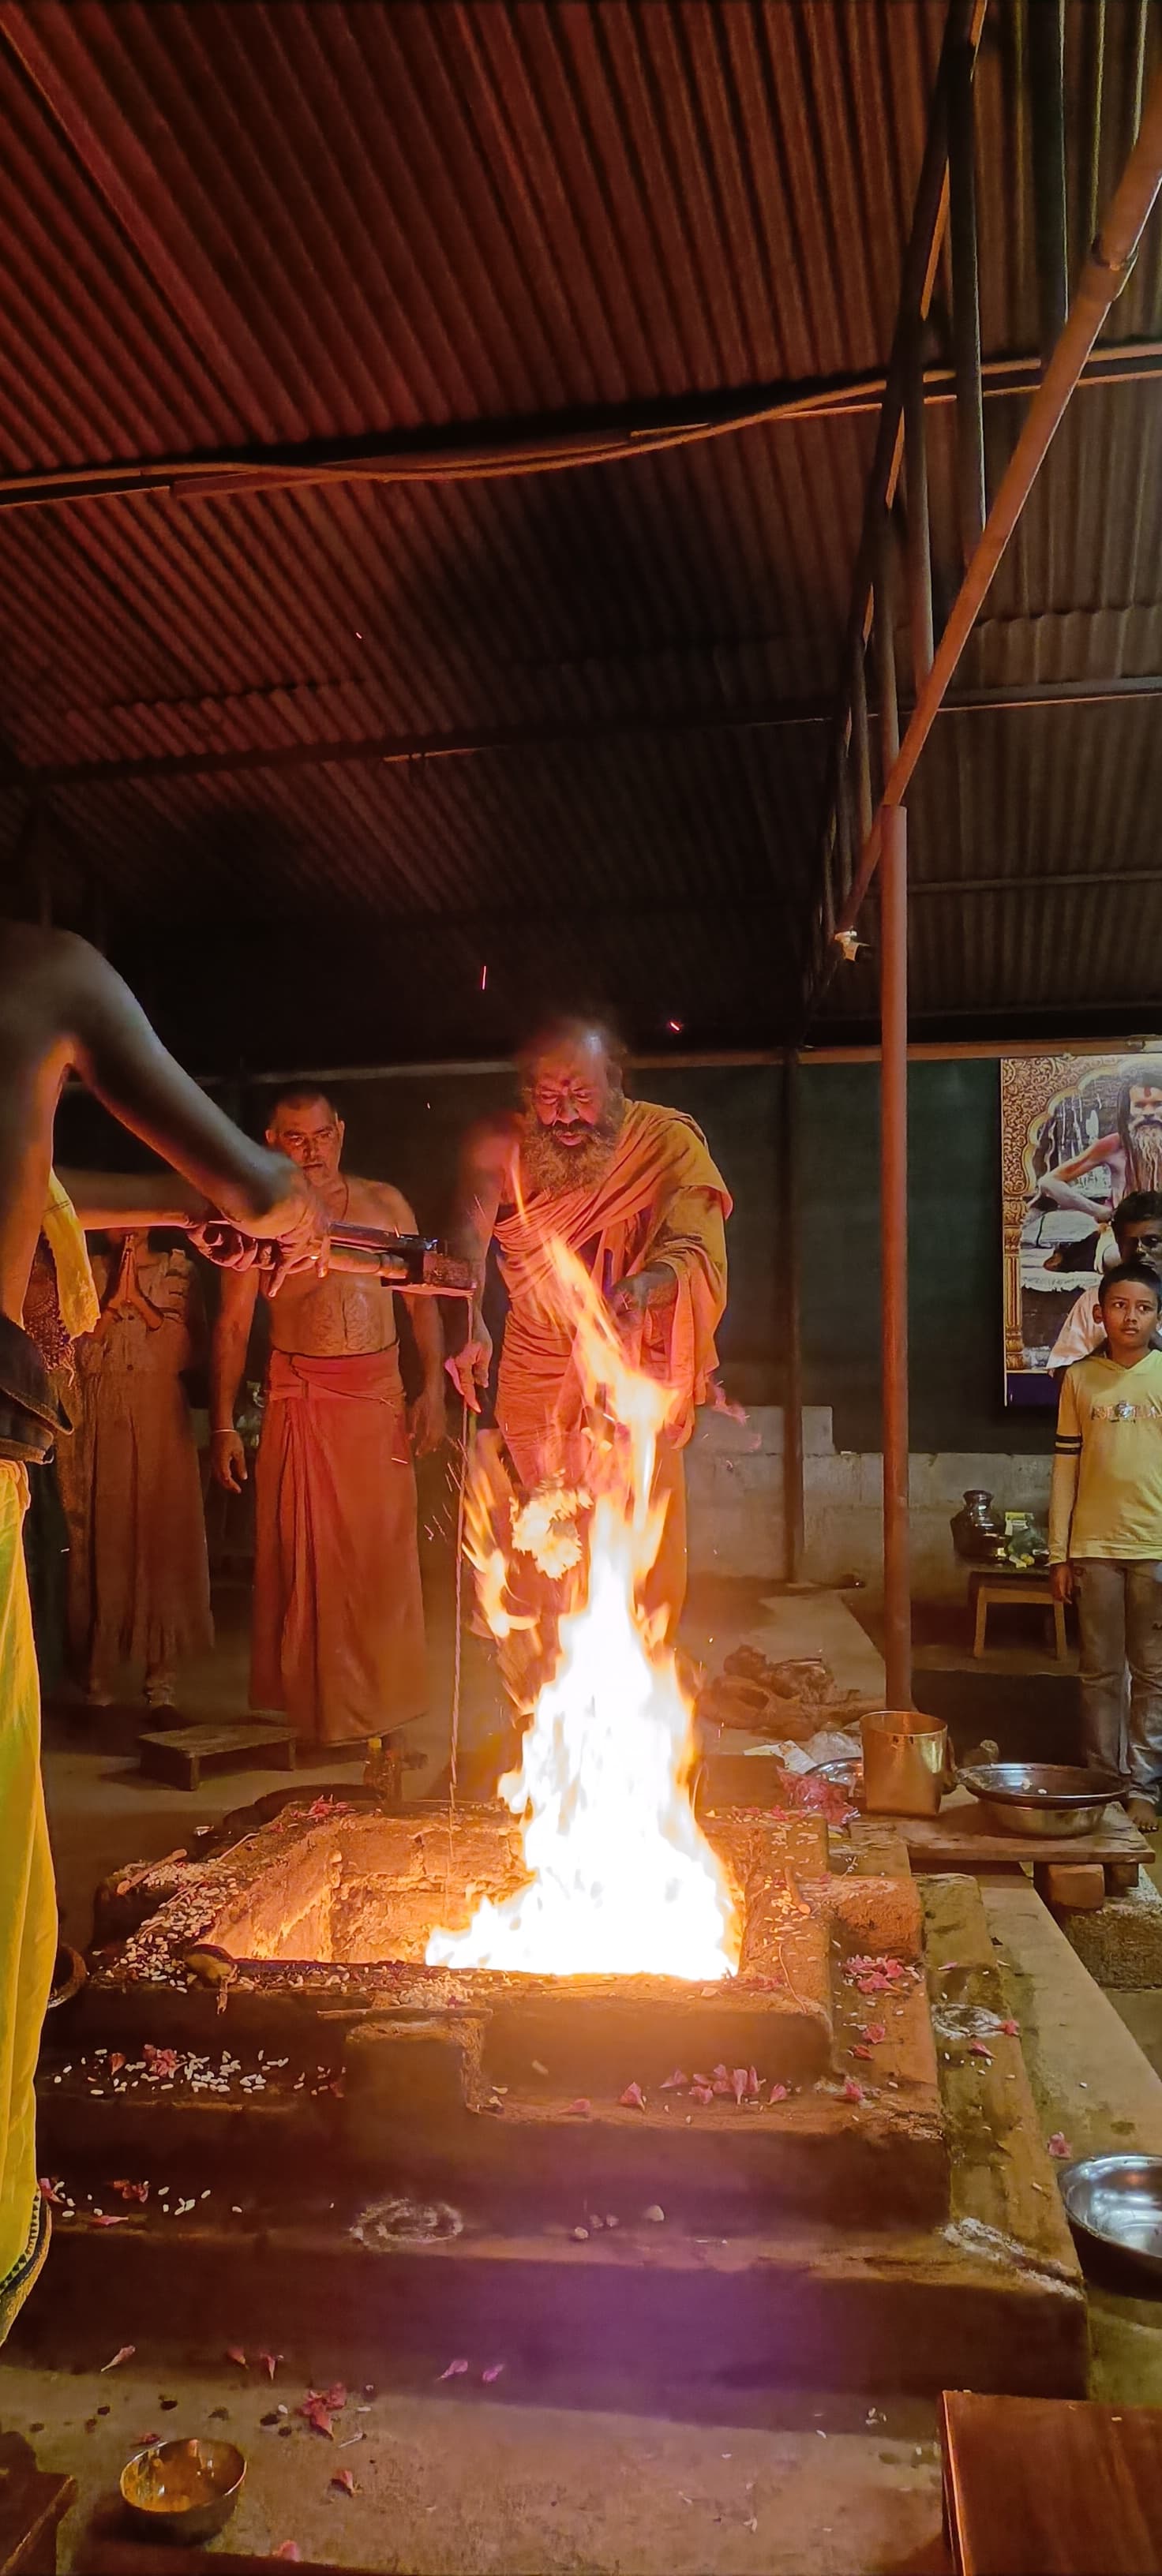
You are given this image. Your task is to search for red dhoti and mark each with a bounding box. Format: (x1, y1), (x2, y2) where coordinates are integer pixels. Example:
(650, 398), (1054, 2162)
(251, 1345), (426, 1745)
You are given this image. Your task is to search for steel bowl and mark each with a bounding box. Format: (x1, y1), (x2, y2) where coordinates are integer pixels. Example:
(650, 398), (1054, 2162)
(1059, 2153), (1162, 2286)
(955, 1759), (1130, 1838)
(120, 2438), (246, 2544)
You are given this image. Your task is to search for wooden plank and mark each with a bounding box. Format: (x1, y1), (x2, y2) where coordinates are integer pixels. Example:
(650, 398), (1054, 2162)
(940, 2390), (1162, 2574)
(897, 1795), (1147, 1874)
(138, 1723), (297, 1791)
(0, 2466), (75, 2576)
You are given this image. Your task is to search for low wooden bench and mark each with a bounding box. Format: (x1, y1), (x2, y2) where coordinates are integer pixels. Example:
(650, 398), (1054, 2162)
(940, 2389), (1162, 2574)
(137, 1719), (297, 1791)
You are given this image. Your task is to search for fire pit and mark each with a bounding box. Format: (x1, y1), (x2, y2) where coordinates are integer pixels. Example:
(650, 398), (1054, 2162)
(28, 1249), (1087, 2398)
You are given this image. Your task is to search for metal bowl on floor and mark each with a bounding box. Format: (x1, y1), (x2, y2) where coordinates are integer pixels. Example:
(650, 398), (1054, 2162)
(1059, 2154), (1162, 2286)
(120, 2437), (246, 2544)
(955, 1759), (1129, 1838)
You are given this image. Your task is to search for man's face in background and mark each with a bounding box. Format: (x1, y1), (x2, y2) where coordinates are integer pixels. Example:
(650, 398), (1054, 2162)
(266, 1096), (345, 1189)
(1116, 1212), (1162, 1271)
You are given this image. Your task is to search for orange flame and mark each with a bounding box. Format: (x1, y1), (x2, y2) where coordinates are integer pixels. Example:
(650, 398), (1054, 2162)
(427, 1238), (738, 1979)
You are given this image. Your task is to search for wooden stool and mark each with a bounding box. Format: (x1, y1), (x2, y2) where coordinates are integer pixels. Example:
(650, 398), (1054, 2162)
(969, 1566), (1066, 1661)
(138, 1719), (297, 1791)
(940, 2389), (1162, 2573)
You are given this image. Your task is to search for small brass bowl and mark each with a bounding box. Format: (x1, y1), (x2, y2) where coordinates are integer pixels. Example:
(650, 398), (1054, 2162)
(120, 2436), (246, 2544)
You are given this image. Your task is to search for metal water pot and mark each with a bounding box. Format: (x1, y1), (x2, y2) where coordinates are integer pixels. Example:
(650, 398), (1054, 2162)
(860, 1709), (954, 1817)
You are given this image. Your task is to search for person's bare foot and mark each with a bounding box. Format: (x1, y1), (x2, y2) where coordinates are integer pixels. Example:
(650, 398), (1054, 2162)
(1126, 1792), (1158, 1832)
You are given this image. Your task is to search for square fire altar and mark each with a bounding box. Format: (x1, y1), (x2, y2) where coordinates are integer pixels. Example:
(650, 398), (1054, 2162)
(32, 1788), (1088, 2403)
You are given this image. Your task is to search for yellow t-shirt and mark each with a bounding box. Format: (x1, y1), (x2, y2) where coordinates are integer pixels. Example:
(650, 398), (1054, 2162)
(1048, 1348), (1162, 1561)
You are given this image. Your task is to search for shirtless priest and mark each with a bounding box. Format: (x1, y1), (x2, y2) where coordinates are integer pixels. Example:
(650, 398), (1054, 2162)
(209, 1090), (444, 1747)
(445, 1017), (731, 1626)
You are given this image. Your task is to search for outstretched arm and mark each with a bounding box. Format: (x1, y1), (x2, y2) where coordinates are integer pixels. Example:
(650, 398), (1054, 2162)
(43, 933), (319, 1238)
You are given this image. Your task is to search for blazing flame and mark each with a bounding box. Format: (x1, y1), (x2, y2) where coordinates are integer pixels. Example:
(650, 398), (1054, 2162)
(426, 1238), (738, 1980)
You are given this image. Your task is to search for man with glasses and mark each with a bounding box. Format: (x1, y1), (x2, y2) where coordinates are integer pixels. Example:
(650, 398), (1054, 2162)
(446, 1017), (731, 1635)
(1048, 1193), (1162, 1374)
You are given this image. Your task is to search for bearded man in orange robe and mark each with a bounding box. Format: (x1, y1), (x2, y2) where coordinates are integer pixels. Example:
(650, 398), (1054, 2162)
(446, 1018), (730, 1634)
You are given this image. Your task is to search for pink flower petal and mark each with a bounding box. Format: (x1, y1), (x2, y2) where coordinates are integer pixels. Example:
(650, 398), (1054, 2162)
(260, 2352), (282, 2382)
(745, 2065), (763, 2100)
(842, 2076), (864, 2103)
(272, 2546), (302, 2562)
(1001, 2019), (1021, 2038)
(969, 2039), (993, 2061)
(731, 2069), (748, 2105)
(298, 2395), (335, 2438)
(332, 2469), (357, 2496)
(860, 2022), (886, 2046)
(227, 2347), (248, 2369)
(101, 2346), (134, 2372)
(618, 2083), (647, 2110)
(1048, 2132), (1072, 2159)
(768, 2081), (789, 2103)
(660, 2069), (689, 2091)
(437, 2358), (469, 2382)
(92, 2214), (127, 2227)
(38, 2177), (63, 2207)
(564, 2098), (590, 2117)
(482, 2363), (505, 2383)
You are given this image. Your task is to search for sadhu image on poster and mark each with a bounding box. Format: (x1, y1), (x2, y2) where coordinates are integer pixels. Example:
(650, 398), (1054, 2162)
(1001, 1051), (1162, 1405)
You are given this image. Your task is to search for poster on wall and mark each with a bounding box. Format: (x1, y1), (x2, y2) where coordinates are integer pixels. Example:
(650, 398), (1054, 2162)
(1002, 1049), (1162, 1404)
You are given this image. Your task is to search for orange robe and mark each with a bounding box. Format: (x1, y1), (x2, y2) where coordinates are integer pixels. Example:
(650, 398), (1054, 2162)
(493, 1099), (730, 1620)
(58, 1242), (212, 1691)
(250, 1344), (426, 1746)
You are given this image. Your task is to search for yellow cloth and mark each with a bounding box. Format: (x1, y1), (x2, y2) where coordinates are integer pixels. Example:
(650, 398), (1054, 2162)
(43, 1171), (99, 1340)
(0, 1178), (93, 2337)
(0, 1461), (53, 2341)
(1049, 1349), (1162, 1561)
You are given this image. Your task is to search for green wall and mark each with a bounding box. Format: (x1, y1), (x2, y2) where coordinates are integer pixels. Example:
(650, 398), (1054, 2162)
(56, 1054), (1050, 1459)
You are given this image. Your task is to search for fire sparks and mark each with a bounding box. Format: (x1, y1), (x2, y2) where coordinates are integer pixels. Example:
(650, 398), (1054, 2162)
(427, 1236), (738, 1982)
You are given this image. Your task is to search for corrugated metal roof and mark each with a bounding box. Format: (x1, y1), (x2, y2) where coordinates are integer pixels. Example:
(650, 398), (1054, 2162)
(0, 0), (1160, 1059)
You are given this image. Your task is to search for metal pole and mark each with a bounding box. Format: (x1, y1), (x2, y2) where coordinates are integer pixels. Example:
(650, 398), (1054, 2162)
(903, 326), (935, 686)
(949, 36), (987, 563)
(873, 513), (901, 781)
(1030, 0), (1069, 358)
(835, 65), (1162, 937)
(781, 1053), (805, 1586)
(851, 645), (874, 844)
(880, 804), (911, 1709)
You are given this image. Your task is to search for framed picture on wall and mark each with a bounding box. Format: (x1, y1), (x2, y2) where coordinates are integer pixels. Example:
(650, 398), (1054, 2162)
(1002, 1048), (1162, 1404)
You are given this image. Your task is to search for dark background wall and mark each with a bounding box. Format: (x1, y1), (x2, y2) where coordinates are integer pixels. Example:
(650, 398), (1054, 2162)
(56, 1054), (1051, 1459)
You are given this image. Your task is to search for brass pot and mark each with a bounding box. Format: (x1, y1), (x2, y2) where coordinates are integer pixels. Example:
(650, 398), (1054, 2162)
(860, 1709), (951, 1817)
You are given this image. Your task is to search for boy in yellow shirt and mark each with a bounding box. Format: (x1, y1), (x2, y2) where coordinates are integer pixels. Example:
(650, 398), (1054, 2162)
(1050, 1259), (1162, 1828)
